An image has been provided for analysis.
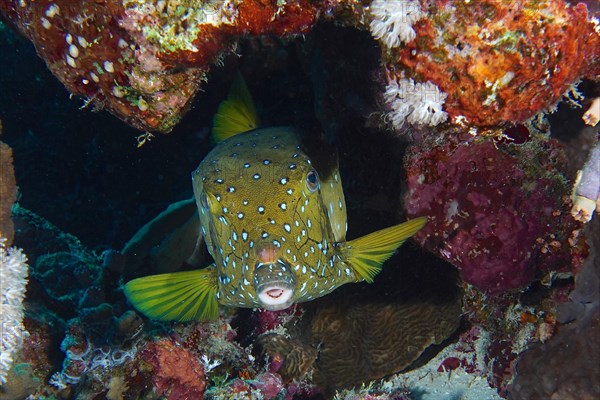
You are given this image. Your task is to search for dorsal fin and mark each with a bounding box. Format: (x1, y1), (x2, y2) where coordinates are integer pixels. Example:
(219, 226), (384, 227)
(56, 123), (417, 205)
(212, 72), (258, 143)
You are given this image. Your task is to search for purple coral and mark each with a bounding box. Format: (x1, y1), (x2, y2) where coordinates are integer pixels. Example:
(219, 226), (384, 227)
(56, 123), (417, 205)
(404, 131), (583, 294)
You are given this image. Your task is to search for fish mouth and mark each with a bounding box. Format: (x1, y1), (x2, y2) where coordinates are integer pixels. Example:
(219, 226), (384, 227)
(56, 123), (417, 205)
(254, 260), (296, 311)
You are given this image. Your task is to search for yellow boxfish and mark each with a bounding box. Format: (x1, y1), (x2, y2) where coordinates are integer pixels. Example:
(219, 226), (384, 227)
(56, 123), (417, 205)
(124, 75), (426, 321)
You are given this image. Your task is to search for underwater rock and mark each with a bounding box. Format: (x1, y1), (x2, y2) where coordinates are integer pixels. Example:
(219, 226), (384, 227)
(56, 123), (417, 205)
(404, 129), (585, 294)
(510, 216), (600, 399)
(377, 0), (600, 128)
(510, 305), (600, 399)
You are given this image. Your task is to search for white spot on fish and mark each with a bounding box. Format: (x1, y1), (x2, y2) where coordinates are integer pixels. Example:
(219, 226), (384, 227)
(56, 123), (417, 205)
(279, 203), (287, 210)
(283, 223), (291, 233)
(238, 212), (244, 219)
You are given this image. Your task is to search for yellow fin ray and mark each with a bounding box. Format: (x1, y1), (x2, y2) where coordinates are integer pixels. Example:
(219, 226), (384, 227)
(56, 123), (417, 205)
(344, 217), (427, 283)
(124, 267), (219, 321)
(212, 73), (258, 142)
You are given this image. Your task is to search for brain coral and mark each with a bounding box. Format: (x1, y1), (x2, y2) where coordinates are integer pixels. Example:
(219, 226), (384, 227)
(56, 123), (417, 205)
(257, 271), (462, 393)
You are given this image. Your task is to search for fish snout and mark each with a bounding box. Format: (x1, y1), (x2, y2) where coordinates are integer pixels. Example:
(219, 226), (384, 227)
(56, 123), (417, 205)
(253, 260), (296, 311)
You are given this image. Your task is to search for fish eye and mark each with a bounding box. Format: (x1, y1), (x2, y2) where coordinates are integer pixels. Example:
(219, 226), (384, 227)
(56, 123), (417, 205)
(306, 169), (319, 192)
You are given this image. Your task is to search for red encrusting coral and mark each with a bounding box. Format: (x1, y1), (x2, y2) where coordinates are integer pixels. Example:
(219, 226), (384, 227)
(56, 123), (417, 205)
(140, 338), (206, 400)
(387, 0), (600, 127)
(404, 130), (586, 294)
(1, 0), (598, 132)
(0, 0), (326, 133)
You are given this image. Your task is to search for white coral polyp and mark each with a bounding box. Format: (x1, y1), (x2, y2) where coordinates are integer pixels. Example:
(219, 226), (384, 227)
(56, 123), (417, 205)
(0, 238), (29, 385)
(385, 78), (448, 128)
(370, 0), (424, 48)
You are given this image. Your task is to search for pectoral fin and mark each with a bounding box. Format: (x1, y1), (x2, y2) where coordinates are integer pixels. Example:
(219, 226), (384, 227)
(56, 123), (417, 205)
(124, 266), (219, 321)
(344, 217), (427, 283)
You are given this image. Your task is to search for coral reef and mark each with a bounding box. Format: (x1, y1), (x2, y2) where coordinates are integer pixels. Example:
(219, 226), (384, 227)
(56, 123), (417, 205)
(404, 128), (586, 294)
(3, 1), (598, 132)
(0, 1), (599, 399)
(376, 0), (600, 128)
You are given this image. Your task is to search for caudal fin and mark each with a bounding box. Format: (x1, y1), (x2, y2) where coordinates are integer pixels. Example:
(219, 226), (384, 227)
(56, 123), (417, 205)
(124, 266), (219, 321)
(212, 72), (258, 142)
(344, 217), (427, 283)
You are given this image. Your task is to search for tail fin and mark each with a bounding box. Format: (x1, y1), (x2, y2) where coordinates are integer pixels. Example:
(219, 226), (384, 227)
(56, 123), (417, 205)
(124, 266), (219, 321)
(344, 217), (427, 283)
(212, 72), (258, 142)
